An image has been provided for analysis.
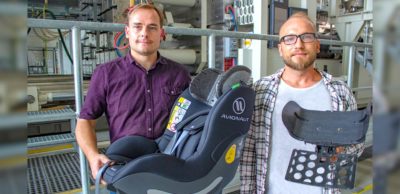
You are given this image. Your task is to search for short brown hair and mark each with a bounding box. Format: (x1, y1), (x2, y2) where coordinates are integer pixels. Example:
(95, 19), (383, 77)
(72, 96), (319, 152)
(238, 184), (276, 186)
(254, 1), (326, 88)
(124, 4), (164, 26)
(290, 12), (316, 30)
(279, 12), (317, 38)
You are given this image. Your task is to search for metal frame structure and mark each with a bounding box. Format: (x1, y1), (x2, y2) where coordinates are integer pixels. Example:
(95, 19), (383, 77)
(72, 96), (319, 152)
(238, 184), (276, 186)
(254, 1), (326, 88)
(27, 18), (372, 194)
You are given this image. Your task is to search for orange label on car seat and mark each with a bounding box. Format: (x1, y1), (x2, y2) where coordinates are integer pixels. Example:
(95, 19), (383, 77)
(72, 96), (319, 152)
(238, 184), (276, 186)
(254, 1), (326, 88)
(225, 144), (236, 164)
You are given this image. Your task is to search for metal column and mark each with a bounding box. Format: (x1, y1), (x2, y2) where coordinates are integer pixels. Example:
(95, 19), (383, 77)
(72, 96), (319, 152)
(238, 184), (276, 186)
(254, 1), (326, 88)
(196, 0), (208, 73)
(72, 26), (90, 194)
(251, 0), (269, 80)
(363, 21), (369, 67)
(347, 46), (356, 88)
(208, 34), (216, 69)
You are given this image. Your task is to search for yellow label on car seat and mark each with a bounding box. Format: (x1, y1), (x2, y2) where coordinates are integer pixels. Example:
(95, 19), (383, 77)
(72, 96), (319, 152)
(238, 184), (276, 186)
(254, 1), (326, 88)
(225, 144), (236, 164)
(166, 97), (191, 132)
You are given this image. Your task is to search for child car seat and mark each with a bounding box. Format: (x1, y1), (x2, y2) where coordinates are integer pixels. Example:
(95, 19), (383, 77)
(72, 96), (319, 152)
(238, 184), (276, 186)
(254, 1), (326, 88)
(99, 66), (255, 194)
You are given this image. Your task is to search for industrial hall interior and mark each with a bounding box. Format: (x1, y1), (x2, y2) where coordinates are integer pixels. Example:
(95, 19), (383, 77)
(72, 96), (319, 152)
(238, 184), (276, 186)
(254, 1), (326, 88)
(22, 0), (399, 194)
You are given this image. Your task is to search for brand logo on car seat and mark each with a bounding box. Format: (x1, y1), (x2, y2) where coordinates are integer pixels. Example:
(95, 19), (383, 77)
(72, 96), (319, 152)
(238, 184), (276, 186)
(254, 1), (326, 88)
(233, 97), (245, 115)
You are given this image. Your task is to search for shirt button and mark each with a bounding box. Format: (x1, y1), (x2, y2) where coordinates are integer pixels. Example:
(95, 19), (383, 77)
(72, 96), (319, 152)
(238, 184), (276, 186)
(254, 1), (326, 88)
(148, 128), (152, 131)
(148, 108), (151, 112)
(171, 91), (175, 94)
(147, 89), (150, 93)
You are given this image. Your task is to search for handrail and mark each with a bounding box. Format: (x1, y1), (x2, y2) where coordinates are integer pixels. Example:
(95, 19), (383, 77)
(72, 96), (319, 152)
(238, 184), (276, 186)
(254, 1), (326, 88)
(72, 26), (90, 194)
(27, 18), (372, 48)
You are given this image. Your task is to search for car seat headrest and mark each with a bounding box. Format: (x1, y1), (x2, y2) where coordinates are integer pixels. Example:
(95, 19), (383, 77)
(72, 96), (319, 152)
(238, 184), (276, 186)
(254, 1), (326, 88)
(189, 68), (222, 105)
(189, 66), (252, 106)
(216, 65), (252, 96)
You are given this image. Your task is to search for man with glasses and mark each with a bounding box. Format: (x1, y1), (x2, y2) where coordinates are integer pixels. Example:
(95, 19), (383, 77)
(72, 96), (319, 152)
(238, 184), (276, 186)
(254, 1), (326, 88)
(239, 12), (363, 193)
(75, 4), (191, 181)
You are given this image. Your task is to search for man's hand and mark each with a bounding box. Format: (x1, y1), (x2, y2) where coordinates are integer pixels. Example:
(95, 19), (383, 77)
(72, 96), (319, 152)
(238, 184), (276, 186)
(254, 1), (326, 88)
(88, 153), (111, 184)
(329, 146), (345, 162)
(336, 146), (345, 153)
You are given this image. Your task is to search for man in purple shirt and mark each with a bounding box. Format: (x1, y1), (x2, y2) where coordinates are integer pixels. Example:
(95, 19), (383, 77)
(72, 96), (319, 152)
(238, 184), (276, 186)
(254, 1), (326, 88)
(75, 4), (191, 180)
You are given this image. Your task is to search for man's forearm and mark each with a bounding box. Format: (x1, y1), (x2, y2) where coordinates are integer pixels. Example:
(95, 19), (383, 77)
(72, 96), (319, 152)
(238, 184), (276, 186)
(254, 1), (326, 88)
(75, 119), (99, 159)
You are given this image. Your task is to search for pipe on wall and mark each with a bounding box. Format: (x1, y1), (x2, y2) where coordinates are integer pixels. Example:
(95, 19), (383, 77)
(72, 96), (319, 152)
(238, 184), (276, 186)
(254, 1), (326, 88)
(159, 49), (197, 65)
(153, 0), (196, 7)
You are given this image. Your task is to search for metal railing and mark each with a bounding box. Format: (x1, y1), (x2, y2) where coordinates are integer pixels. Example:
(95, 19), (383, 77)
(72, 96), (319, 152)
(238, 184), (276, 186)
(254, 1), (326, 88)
(27, 18), (373, 194)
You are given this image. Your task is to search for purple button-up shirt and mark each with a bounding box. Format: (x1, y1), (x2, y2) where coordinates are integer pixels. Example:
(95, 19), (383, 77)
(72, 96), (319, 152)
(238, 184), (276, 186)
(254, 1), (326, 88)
(79, 53), (191, 142)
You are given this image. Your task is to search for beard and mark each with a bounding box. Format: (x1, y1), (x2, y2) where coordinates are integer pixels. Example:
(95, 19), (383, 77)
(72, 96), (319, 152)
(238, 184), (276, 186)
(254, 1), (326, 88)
(282, 53), (316, 71)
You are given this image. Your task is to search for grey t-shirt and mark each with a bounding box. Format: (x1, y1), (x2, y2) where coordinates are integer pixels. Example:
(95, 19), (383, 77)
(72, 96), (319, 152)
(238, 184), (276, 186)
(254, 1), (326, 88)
(267, 79), (331, 194)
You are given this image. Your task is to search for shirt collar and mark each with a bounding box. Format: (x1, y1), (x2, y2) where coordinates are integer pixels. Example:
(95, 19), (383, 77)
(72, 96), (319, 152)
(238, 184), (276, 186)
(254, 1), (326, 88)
(126, 51), (168, 70)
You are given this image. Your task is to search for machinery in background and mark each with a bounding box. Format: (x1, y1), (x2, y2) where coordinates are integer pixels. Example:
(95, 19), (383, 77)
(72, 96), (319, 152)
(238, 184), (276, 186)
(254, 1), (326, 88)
(27, 75), (90, 112)
(330, 0), (373, 107)
(26, 0), (373, 141)
(26, 0), (203, 138)
(340, 0), (365, 14)
(267, 0), (288, 48)
(223, 1), (239, 71)
(28, 0), (203, 78)
(27, 75), (90, 137)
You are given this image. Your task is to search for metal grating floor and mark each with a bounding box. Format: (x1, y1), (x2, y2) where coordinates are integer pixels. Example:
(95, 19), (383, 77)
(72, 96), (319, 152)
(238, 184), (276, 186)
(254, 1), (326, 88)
(28, 108), (76, 123)
(28, 133), (76, 148)
(28, 152), (82, 193)
(27, 149), (106, 194)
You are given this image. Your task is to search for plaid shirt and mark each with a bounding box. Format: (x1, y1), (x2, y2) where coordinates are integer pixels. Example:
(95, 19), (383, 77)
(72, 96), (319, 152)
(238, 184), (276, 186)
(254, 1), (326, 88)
(239, 68), (364, 194)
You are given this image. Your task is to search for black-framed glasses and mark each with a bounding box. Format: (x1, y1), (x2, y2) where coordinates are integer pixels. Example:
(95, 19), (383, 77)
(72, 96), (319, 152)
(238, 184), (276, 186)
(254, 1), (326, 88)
(279, 33), (317, 45)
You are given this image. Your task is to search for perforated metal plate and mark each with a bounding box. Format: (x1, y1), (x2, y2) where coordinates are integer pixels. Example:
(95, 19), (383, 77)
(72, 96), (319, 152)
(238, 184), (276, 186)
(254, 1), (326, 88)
(285, 149), (357, 189)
